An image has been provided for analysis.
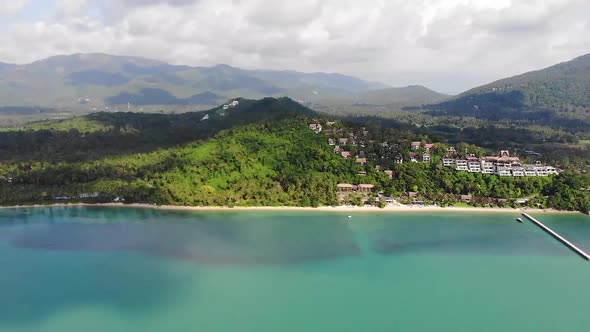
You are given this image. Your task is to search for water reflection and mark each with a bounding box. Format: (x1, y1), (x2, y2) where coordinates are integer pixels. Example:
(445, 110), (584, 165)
(0, 207), (360, 266)
(0, 243), (190, 327)
(367, 213), (570, 257)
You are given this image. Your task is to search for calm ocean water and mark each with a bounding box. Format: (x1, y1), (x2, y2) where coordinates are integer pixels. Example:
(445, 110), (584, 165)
(0, 206), (589, 332)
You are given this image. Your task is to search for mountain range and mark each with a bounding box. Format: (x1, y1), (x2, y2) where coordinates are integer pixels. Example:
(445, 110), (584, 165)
(0, 53), (406, 112)
(1, 52), (589, 122)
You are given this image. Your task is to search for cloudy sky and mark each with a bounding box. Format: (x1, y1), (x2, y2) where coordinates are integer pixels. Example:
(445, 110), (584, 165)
(0, 0), (589, 93)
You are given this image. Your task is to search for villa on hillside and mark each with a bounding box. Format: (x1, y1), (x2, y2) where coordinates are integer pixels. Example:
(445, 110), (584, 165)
(357, 184), (375, 192)
(443, 150), (558, 177)
(337, 183), (375, 192)
(337, 183), (355, 192)
(322, 124), (557, 181)
(309, 123), (322, 134)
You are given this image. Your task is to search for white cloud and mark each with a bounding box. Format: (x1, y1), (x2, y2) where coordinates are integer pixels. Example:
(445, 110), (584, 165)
(0, 0), (589, 93)
(0, 0), (29, 16)
(55, 0), (88, 15)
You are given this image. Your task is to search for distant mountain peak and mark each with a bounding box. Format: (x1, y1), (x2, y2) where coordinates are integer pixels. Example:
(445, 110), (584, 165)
(0, 53), (393, 110)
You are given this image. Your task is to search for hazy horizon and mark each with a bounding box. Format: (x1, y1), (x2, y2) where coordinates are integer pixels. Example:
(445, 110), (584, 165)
(1, 0), (589, 94)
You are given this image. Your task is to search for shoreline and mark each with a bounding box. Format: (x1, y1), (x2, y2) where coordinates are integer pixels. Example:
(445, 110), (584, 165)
(0, 202), (583, 215)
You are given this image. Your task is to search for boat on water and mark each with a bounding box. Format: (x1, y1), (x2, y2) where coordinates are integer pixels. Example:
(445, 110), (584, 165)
(516, 218), (523, 223)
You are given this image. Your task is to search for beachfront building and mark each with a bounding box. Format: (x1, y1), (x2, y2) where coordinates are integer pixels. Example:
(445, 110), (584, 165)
(455, 159), (468, 171)
(546, 166), (558, 175)
(439, 149), (558, 177)
(536, 167), (549, 177)
(524, 165), (537, 176)
(497, 167), (512, 176)
(468, 158), (481, 173)
(357, 184), (375, 192)
(337, 183), (374, 192)
(512, 167), (525, 177)
(443, 158), (454, 167)
(337, 183), (355, 192)
(481, 160), (495, 174)
(461, 195), (472, 203)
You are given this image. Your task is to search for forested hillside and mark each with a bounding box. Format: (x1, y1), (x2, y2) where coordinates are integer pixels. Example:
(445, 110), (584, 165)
(465, 54), (590, 110)
(416, 54), (590, 135)
(0, 98), (357, 206)
(0, 120), (360, 206)
(0, 98), (588, 212)
(0, 97), (316, 162)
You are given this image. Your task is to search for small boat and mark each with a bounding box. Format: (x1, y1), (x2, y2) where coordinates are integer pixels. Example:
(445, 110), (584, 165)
(516, 218), (523, 223)
(347, 215), (352, 219)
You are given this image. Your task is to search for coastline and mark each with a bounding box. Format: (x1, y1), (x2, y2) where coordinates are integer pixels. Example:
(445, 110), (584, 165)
(0, 202), (582, 214)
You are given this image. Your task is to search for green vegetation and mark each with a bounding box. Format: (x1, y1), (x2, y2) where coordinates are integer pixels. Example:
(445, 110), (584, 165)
(1, 97), (589, 213)
(0, 119), (357, 207)
(411, 54), (590, 140)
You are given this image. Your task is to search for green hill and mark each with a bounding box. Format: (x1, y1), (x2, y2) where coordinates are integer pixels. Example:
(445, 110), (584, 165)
(419, 54), (590, 131)
(0, 97), (363, 207)
(464, 54), (590, 110)
(0, 97), (318, 162)
(350, 85), (450, 106)
(434, 54), (590, 112)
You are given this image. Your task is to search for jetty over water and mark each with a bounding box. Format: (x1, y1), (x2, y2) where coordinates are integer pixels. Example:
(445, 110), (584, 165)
(522, 213), (590, 261)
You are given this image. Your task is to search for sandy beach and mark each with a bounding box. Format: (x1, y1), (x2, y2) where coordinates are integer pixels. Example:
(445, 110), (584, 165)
(0, 202), (582, 214)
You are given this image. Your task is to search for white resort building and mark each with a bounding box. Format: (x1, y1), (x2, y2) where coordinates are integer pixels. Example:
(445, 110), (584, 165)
(442, 150), (558, 178)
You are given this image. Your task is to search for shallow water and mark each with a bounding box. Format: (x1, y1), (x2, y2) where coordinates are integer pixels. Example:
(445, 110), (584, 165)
(0, 206), (589, 332)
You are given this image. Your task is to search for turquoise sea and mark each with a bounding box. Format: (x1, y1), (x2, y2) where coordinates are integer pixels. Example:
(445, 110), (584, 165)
(0, 206), (589, 332)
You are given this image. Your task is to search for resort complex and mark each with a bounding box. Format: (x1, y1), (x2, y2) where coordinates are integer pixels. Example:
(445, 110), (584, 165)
(311, 122), (560, 179)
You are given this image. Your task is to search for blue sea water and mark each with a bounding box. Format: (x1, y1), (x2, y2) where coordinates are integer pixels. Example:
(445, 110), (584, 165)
(0, 206), (589, 332)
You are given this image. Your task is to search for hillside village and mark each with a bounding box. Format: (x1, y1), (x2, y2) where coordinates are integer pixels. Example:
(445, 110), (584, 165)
(309, 120), (562, 206)
(310, 121), (559, 178)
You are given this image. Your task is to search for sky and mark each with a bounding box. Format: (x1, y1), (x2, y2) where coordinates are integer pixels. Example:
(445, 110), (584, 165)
(0, 0), (589, 94)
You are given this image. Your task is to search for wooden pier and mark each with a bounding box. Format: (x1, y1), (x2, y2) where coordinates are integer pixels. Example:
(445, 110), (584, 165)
(522, 213), (590, 261)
